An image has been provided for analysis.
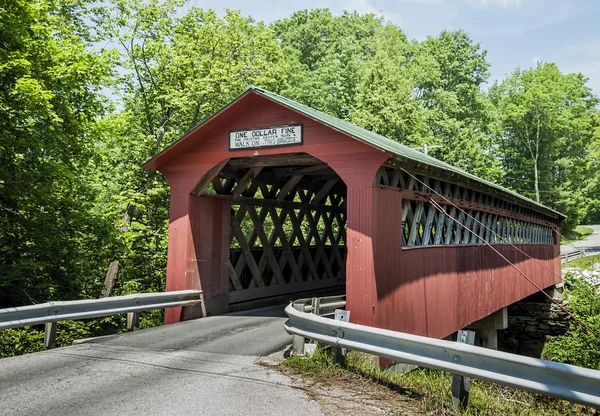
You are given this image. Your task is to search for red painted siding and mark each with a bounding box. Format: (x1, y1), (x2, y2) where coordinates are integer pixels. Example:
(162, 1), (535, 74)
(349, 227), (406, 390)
(360, 187), (561, 340)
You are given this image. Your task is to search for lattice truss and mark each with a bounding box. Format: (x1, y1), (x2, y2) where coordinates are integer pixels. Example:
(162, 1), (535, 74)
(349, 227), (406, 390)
(375, 166), (556, 247)
(195, 155), (347, 300)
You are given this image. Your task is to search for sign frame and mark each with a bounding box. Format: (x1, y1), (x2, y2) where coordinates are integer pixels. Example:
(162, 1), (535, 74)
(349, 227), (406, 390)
(228, 124), (303, 151)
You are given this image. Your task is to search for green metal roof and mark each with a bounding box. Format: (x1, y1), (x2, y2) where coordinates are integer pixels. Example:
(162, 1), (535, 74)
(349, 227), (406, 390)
(247, 85), (564, 219)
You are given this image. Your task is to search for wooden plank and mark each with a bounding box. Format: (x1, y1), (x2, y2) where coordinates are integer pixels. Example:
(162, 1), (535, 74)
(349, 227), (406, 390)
(288, 207), (320, 281)
(193, 158), (230, 195)
(276, 175), (303, 200)
(311, 179), (338, 205)
(247, 206), (285, 286)
(100, 260), (119, 297)
(391, 168), (402, 188)
(230, 214), (264, 287)
(228, 261), (243, 291)
(274, 164), (331, 177)
(232, 167), (262, 197)
(408, 202), (425, 246)
(421, 203), (436, 246)
(393, 188), (556, 228)
(470, 211), (481, 243)
(320, 208), (345, 274)
(269, 206), (303, 283)
(207, 194), (344, 213)
(227, 154), (320, 169)
(462, 209), (474, 244)
(453, 188), (466, 244)
(302, 207), (328, 278)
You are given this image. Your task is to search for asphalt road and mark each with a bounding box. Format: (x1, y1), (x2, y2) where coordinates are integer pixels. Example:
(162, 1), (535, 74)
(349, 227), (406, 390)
(560, 224), (600, 257)
(0, 305), (323, 416)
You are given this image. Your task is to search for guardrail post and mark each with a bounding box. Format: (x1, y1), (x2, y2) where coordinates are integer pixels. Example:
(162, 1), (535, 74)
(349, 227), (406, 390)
(292, 303), (305, 356)
(451, 330), (475, 411)
(332, 309), (350, 365)
(311, 297), (321, 315)
(44, 322), (57, 349)
(127, 312), (139, 332)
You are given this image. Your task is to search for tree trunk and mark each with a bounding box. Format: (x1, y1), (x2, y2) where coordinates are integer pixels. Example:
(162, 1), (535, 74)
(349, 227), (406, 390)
(533, 157), (540, 203)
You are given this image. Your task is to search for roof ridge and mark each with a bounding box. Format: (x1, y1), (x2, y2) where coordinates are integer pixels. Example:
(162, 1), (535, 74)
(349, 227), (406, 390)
(249, 87), (564, 218)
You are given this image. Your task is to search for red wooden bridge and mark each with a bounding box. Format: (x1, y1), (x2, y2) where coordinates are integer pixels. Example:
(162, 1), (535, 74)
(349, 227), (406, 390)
(144, 86), (563, 341)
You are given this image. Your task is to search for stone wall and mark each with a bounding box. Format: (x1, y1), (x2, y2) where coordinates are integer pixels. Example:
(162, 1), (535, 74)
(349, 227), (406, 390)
(498, 286), (570, 357)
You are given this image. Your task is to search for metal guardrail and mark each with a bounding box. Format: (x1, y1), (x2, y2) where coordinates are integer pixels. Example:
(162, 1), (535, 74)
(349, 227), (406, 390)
(561, 249), (584, 263)
(291, 295), (346, 316)
(0, 290), (202, 348)
(284, 302), (600, 409)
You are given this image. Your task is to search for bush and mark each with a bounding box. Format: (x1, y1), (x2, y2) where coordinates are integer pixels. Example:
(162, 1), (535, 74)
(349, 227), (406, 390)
(542, 275), (600, 369)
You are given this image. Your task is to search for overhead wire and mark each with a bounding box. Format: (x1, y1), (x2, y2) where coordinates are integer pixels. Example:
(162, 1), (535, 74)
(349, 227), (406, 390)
(398, 167), (599, 338)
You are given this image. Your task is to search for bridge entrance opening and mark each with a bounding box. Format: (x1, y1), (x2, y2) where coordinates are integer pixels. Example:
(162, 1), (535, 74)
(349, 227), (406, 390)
(194, 153), (347, 310)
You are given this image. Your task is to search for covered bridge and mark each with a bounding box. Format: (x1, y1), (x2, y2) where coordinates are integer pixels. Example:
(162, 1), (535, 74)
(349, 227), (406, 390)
(143, 86), (563, 340)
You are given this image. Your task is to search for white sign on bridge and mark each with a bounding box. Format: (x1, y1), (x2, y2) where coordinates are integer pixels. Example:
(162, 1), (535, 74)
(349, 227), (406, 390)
(229, 125), (303, 150)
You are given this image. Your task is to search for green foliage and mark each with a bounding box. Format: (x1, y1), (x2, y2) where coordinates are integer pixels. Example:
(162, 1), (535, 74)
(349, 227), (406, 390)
(0, 317), (125, 358)
(561, 226), (594, 244)
(542, 274), (600, 369)
(490, 63), (600, 229)
(0, 0), (117, 307)
(284, 350), (587, 414)
(563, 254), (600, 271)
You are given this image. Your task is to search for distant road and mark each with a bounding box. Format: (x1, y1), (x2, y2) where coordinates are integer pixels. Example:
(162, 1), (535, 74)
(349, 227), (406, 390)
(0, 305), (323, 416)
(561, 225), (600, 257)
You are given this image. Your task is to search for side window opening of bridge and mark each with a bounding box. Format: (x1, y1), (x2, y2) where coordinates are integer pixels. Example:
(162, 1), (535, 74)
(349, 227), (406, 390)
(374, 166), (555, 247)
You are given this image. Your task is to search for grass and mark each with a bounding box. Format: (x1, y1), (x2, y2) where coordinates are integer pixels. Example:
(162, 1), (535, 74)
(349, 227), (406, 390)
(564, 253), (600, 271)
(561, 226), (594, 244)
(283, 349), (593, 415)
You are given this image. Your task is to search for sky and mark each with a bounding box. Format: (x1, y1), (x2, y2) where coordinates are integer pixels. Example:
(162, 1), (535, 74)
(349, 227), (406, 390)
(187, 0), (600, 93)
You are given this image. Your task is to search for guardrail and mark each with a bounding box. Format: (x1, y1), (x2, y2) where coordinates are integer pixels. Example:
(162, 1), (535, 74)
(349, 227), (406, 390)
(561, 249), (584, 263)
(284, 302), (600, 409)
(0, 290), (202, 349)
(291, 295), (346, 316)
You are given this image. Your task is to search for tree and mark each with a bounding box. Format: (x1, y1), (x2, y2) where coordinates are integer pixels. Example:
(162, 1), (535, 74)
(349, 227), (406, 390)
(491, 63), (599, 228)
(351, 29), (502, 180)
(0, 0), (116, 306)
(272, 9), (383, 120)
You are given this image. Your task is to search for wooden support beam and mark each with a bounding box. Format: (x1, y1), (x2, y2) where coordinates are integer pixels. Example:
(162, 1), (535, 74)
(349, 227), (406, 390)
(231, 167), (262, 197)
(268, 206), (303, 283)
(230, 214), (264, 288)
(276, 175), (303, 200)
(247, 206), (286, 286)
(206, 194), (345, 213)
(193, 158), (230, 195)
(227, 154), (320, 169)
(276, 164), (331, 177)
(287, 208), (320, 281)
(312, 180), (338, 205)
(393, 187), (556, 228)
